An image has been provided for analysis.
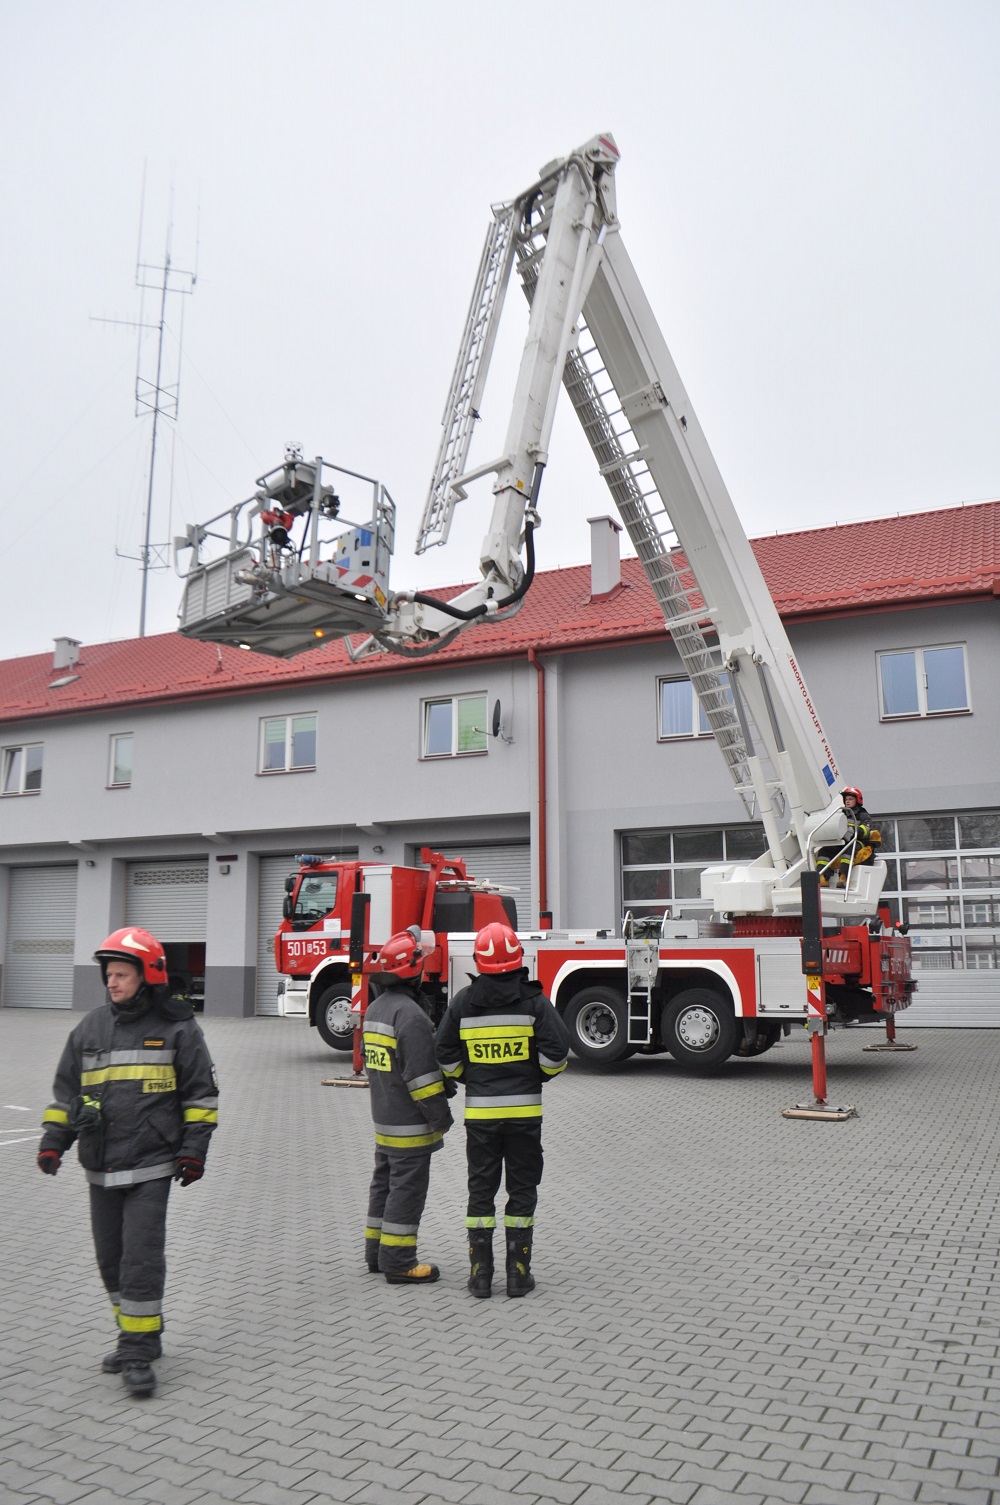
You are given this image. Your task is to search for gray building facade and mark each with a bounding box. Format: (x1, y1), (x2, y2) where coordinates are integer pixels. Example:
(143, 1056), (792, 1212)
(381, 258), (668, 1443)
(2, 505), (998, 1024)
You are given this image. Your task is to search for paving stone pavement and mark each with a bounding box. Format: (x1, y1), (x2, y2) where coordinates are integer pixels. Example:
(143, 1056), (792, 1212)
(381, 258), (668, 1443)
(1, 1009), (998, 1505)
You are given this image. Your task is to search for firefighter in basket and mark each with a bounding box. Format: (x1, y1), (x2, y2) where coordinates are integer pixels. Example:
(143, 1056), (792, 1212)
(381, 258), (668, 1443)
(37, 928), (219, 1399)
(363, 928), (453, 1284)
(435, 921), (570, 1300)
(816, 786), (882, 887)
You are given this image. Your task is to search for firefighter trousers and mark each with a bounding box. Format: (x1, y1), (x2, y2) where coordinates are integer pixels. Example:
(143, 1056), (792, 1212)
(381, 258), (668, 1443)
(466, 1120), (543, 1225)
(89, 1177), (171, 1362)
(366, 1150), (433, 1273)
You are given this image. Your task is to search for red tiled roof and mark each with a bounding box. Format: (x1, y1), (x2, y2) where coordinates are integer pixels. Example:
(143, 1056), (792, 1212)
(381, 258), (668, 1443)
(2, 501), (998, 724)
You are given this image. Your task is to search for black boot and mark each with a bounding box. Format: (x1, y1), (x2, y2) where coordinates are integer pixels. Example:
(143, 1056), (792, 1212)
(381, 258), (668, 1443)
(467, 1230), (494, 1299)
(365, 1235), (381, 1274)
(505, 1228), (535, 1297)
(122, 1361), (157, 1397)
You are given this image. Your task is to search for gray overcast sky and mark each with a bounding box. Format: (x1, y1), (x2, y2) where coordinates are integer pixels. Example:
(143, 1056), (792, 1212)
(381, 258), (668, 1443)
(3, 0), (998, 660)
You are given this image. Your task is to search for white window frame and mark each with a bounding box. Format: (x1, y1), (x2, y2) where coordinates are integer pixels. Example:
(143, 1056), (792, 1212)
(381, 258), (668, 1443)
(108, 733), (133, 789)
(1, 741), (43, 796)
(258, 713), (317, 774)
(421, 693), (489, 759)
(877, 644), (971, 720)
(657, 677), (712, 741)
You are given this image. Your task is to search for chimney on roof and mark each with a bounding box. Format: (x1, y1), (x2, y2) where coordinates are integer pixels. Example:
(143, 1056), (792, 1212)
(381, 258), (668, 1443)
(588, 515), (622, 597)
(53, 637), (81, 672)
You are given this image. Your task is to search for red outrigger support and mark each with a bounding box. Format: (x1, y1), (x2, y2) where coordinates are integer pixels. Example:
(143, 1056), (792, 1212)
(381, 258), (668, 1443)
(782, 871), (857, 1122)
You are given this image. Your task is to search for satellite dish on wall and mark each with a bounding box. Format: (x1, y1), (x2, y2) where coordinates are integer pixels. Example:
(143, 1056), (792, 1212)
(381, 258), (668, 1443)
(491, 699), (513, 743)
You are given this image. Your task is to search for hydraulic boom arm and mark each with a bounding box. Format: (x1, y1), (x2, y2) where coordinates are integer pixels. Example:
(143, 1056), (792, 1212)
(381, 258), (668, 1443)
(175, 132), (881, 918)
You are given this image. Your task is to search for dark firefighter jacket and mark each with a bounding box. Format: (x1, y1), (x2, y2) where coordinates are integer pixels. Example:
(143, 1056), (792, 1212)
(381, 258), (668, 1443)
(39, 990), (219, 1188)
(363, 983), (453, 1154)
(434, 969), (570, 1122)
(846, 804), (880, 864)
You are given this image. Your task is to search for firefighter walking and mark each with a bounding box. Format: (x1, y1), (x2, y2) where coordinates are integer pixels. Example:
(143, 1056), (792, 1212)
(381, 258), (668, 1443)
(435, 922), (570, 1299)
(363, 929), (453, 1284)
(37, 928), (218, 1398)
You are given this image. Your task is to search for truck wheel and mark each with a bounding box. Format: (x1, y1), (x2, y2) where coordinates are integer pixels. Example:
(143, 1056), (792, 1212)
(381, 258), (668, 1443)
(315, 983), (354, 1051)
(662, 988), (737, 1069)
(564, 986), (632, 1063)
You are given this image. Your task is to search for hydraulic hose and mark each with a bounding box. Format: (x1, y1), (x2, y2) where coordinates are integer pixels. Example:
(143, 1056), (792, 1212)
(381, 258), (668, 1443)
(406, 464), (543, 622)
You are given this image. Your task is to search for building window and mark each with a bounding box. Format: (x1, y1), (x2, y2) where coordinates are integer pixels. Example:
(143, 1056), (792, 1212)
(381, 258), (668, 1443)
(658, 674), (730, 740)
(878, 645), (970, 719)
(1, 742), (43, 796)
(422, 694), (488, 758)
(260, 714), (317, 773)
(621, 822), (767, 922)
(874, 809), (1000, 971)
(109, 734), (133, 788)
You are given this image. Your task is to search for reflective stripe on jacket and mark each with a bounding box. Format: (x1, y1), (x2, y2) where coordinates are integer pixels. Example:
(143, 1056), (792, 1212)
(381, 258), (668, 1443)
(39, 999), (218, 1187)
(363, 984), (452, 1154)
(434, 969), (570, 1122)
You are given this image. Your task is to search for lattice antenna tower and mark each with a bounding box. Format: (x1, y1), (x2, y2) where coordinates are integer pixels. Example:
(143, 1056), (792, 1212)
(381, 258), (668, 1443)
(95, 170), (197, 636)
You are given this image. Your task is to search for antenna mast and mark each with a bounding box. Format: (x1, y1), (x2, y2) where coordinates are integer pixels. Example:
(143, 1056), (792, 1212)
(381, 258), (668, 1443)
(133, 227), (195, 636)
(95, 179), (196, 636)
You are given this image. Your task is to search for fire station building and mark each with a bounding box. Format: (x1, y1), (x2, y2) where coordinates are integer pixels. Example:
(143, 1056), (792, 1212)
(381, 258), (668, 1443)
(1, 501), (998, 1027)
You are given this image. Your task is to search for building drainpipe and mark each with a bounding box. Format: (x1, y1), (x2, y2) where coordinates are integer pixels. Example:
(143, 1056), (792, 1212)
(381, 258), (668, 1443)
(527, 648), (550, 929)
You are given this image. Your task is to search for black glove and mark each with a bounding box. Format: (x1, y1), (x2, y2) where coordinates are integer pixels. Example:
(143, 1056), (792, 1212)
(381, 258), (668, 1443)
(37, 1150), (61, 1175)
(173, 1157), (204, 1186)
(442, 1076), (458, 1099)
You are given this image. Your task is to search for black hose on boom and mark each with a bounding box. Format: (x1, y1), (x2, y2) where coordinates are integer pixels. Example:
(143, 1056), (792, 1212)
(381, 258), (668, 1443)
(406, 465), (543, 622)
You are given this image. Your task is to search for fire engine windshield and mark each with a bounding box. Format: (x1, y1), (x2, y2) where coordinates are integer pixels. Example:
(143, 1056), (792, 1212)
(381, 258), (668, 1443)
(293, 875), (338, 927)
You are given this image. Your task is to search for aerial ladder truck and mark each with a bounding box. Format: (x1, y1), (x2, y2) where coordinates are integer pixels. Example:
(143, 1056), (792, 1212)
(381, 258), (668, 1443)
(176, 132), (913, 1067)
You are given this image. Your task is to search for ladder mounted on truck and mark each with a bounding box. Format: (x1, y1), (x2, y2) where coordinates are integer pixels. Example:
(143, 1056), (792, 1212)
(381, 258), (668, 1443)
(174, 132), (886, 922)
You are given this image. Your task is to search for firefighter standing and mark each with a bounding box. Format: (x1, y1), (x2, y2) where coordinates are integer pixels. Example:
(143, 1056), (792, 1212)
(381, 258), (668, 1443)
(363, 929), (453, 1284)
(435, 921), (570, 1299)
(36, 928), (218, 1398)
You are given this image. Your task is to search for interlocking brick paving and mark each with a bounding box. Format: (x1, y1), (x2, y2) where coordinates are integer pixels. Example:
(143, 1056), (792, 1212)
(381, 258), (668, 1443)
(2, 1010), (997, 1504)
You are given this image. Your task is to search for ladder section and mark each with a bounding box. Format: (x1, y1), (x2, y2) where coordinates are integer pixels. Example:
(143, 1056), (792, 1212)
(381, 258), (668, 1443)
(416, 206), (517, 553)
(514, 237), (757, 818)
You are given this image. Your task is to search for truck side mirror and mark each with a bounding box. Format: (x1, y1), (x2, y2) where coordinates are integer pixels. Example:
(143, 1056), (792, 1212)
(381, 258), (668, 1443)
(282, 896), (294, 920)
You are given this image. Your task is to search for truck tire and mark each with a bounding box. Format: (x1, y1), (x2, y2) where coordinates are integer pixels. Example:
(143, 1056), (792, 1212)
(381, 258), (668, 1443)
(315, 982), (354, 1052)
(564, 986), (632, 1064)
(661, 988), (737, 1069)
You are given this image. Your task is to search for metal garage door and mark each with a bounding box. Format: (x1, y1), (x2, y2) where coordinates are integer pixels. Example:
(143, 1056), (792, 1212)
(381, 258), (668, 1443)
(257, 855), (300, 1016)
(3, 865), (77, 1009)
(125, 860), (208, 940)
(458, 843), (533, 931)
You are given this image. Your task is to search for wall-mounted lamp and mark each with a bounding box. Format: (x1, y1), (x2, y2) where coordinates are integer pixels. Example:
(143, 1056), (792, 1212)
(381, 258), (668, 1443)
(219, 864), (231, 876)
(84, 859), (96, 868)
(372, 845), (384, 855)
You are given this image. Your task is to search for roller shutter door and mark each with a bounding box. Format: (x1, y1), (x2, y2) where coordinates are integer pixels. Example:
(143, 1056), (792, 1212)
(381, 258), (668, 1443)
(257, 855), (301, 1016)
(3, 865), (77, 1009)
(125, 860), (208, 940)
(457, 843), (533, 931)
(897, 977), (1000, 1029)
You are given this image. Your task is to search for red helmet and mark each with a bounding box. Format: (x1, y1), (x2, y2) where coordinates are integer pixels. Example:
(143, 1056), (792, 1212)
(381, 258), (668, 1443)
(94, 927), (167, 986)
(842, 786), (864, 804)
(377, 929), (425, 980)
(474, 922), (523, 974)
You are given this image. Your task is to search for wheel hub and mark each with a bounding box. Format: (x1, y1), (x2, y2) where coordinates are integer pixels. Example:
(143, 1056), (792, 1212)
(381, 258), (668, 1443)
(578, 1002), (617, 1047)
(325, 997), (352, 1037)
(676, 1005), (719, 1051)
